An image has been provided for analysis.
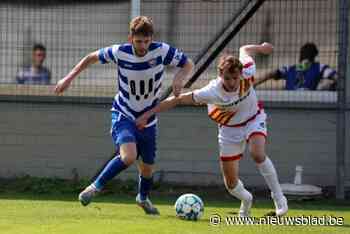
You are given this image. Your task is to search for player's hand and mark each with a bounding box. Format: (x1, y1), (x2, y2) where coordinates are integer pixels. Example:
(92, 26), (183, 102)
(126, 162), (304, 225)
(54, 77), (72, 95)
(260, 42), (273, 55)
(136, 112), (151, 130)
(172, 78), (183, 97)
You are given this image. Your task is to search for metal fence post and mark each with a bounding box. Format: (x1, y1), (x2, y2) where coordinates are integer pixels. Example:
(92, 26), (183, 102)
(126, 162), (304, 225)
(336, 0), (349, 200)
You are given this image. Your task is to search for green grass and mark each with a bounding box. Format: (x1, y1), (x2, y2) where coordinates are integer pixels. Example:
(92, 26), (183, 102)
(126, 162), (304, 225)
(0, 193), (349, 234)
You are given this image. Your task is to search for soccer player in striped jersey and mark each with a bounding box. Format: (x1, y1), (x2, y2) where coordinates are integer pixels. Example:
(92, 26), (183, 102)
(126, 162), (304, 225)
(54, 16), (194, 215)
(136, 43), (288, 217)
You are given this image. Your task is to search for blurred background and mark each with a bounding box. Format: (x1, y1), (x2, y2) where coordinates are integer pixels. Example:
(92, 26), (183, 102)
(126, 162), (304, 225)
(0, 0), (348, 198)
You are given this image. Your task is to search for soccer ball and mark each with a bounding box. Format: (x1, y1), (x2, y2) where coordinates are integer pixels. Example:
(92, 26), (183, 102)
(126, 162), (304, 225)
(174, 193), (204, 221)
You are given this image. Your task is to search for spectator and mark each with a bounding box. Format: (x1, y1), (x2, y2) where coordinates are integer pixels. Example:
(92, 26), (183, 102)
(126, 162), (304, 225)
(254, 43), (337, 90)
(16, 43), (51, 85)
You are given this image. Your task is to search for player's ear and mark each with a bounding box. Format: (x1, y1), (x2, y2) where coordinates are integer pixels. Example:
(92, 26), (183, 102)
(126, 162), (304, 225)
(128, 34), (132, 43)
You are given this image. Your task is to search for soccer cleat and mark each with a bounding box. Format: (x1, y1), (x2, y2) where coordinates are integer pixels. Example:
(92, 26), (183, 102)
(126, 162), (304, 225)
(272, 194), (288, 216)
(78, 184), (99, 206)
(136, 194), (160, 215)
(238, 196), (253, 217)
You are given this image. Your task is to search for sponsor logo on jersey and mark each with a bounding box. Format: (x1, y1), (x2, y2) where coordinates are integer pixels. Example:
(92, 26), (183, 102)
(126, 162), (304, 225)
(216, 90), (251, 110)
(148, 58), (158, 67)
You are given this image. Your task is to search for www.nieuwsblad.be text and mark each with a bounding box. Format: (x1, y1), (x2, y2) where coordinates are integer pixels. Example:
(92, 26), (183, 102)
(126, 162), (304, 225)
(209, 214), (344, 226)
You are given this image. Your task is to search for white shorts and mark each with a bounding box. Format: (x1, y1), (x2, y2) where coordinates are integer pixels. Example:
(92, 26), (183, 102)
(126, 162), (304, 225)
(218, 110), (267, 161)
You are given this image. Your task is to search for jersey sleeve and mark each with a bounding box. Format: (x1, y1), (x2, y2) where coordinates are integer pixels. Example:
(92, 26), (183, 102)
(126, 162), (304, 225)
(98, 44), (120, 64)
(320, 64), (337, 80)
(239, 48), (256, 79)
(192, 81), (217, 104)
(161, 43), (188, 68)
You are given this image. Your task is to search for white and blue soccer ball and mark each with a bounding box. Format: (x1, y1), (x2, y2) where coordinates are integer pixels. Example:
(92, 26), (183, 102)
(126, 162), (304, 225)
(174, 193), (204, 221)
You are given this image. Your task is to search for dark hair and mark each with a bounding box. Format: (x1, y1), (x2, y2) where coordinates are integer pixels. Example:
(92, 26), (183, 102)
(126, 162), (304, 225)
(33, 43), (46, 52)
(299, 42), (318, 62)
(129, 16), (154, 37)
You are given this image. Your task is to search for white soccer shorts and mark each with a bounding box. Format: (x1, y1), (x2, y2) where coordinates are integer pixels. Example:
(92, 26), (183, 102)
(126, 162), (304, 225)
(218, 111), (267, 161)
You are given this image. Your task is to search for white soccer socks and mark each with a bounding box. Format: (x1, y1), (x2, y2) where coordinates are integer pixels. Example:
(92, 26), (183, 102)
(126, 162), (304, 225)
(257, 156), (288, 216)
(227, 180), (253, 217)
(271, 192), (288, 216)
(257, 157), (283, 198)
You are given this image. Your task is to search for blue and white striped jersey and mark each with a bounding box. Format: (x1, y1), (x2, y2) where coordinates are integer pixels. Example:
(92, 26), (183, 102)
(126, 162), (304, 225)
(98, 42), (188, 126)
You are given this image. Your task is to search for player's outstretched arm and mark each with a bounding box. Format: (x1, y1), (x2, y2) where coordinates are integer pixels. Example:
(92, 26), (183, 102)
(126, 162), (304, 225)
(54, 50), (99, 94)
(172, 59), (194, 97)
(136, 92), (195, 129)
(240, 42), (273, 57)
(254, 70), (279, 88)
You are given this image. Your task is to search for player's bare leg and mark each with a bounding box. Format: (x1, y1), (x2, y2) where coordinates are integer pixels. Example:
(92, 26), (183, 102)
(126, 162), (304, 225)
(249, 134), (288, 216)
(79, 143), (137, 206)
(136, 162), (159, 215)
(221, 159), (253, 217)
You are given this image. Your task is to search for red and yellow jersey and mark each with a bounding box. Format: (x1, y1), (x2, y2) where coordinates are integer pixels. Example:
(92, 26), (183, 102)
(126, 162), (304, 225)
(193, 51), (260, 126)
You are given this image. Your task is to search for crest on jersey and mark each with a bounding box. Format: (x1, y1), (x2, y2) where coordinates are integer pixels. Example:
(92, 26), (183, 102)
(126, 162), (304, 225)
(260, 122), (265, 128)
(242, 62), (256, 78)
(148, 58), (158, 67)
(174, 52), (183, 61)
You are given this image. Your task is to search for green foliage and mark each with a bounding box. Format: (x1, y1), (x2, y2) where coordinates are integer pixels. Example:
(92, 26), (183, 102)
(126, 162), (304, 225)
(0, 176), (223, 198)
(0, 176), (90, 195)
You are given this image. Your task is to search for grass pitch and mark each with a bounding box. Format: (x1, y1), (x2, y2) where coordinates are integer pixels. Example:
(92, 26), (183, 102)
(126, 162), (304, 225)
(0, 192), (349, 234)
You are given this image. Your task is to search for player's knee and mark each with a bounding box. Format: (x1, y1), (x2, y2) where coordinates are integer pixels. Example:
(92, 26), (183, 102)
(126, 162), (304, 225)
(140, 166), (153, 178)
(224, 176), (239, 190)
(249, 149), (266, 164)
(121, 154), (137, 166)
(248, 135), (267, 163)
(120, 145), (138, 166)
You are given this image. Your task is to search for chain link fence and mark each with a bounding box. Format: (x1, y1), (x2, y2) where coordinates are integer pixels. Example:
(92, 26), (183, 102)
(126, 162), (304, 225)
(0, 0), (339, 106)
(0, 0), (348, 197)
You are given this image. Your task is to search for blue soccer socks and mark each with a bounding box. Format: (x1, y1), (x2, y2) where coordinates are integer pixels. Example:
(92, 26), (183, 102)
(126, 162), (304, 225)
(93, 155), (128, 190)
(138, 175), (153, 201)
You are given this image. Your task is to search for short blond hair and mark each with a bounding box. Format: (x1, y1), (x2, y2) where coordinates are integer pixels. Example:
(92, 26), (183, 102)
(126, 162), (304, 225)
(129, 16), (154, 37)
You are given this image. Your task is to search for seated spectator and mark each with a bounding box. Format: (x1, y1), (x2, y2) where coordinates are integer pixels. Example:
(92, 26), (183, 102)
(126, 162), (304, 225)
(254, 43), (337, 90)
(16, 43), (51, 85)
